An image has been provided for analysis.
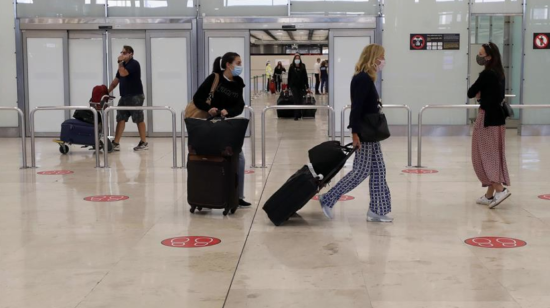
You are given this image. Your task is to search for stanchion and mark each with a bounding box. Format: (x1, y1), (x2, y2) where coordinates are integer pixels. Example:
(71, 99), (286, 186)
(30, 106), (100, 168)
(0, 107), (27, 168)
(103, 106), (177, 168)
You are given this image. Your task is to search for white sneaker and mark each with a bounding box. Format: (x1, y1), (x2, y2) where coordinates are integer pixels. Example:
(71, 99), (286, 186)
(490, 188), (511, 209)
(367, 210), (393, 223)
(318, 195), (334, 220)
(476, 195), (494, 205)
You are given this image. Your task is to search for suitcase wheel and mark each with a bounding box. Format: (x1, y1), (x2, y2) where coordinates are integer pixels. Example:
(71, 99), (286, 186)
(197, 207), (203, 212)
(230, 208), (237, 214)
(190, 206), (196, 214)
(59, 144), (69, 155)
(223, 209), (229, 216)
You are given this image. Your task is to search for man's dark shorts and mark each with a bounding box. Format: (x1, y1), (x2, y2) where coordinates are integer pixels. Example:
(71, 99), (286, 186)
(116, 94), (145, 123)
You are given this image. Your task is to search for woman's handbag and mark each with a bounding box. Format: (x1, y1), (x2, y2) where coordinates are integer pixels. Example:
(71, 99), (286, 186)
(501, 100), (514, 119)
(184, 73), (220, 119)
(358, 105), (391, 142)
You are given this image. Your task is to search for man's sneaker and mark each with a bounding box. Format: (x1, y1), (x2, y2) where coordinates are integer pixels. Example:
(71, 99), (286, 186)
(490, 188), (511, 209)
(318, 194), (334, 219)
(112, 142), (120, 152)
(133, 141), (149, 151)
(367, 209), (393, 223)
(477, 195), (494, 205)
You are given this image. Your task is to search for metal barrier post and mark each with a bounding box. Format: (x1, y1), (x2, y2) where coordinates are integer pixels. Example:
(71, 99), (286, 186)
(341, 104), (412, 167)
(415, 104), (550, 168)
(261, 105), (335, 168)
(0, 107), (27, 168)
(181, 111), (186, 169)
(103, 106), (177, 168)
(30, 106), (99, 168)
(244, 105), (256, 168)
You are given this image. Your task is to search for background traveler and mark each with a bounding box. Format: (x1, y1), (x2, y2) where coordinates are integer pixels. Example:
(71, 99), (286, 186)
(467, 42), (511, 209)
(320, 61), (329, 95)
(108, 45), (148, 151)
(273, 61), (286, 93)
(288, 54), (310, 121)
(314, 58), (321, 95)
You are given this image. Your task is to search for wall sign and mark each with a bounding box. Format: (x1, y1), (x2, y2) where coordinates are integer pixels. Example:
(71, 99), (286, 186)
(37, 170), (74, 175)
(410, 34), (460, 50)
(84, 195), (130, 202)
(534, 33), (550, 50)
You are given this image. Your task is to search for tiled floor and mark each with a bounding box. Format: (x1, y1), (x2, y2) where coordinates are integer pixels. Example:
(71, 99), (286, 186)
(1, 93), (550, 308)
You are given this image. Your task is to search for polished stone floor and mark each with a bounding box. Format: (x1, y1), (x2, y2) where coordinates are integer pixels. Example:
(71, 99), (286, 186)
(1, 94), (550, 308)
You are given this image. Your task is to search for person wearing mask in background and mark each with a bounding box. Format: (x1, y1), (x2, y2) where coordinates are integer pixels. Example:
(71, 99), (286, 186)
(192, 52), (251, 207)
(314, 58), (321, 95)
(318, 44), (392, 223)
(288, 54), (310, 121)
(265, 61), (273, 92)
(467, 42), (511, 209)
(320, 60), (329, 95)
(108, 45), (148, 151)
(273, 61), (286, 93)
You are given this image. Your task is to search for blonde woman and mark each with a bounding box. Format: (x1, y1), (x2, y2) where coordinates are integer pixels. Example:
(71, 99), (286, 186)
(319, 44), (392, 222)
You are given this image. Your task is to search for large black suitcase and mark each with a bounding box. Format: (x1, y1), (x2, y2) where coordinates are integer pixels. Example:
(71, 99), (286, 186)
(302, 94), (317, 119)
(60, 119), (96, 146)
(309, 141), (354, 185)
(187, 154), (239, 216)
(277, 91), (294, 118)
(185, 117), (249, 156)
(262, 165), (321, 226)
(263, 142), (356, 226)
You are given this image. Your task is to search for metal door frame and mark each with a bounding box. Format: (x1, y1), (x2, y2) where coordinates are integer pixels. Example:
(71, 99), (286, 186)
(21, 30), (69, 136)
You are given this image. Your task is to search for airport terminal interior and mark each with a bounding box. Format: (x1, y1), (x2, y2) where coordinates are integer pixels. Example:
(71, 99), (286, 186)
(1, 0), (550, 307)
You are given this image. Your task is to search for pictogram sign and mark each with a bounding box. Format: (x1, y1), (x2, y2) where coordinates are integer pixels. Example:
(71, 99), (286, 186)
(312, 195), (355, 202)
(37, 170), (74, 175)
(534, 33), (549, 49)
(464, 237), (526, 249)
(402, 169), (438, 174)
(84, 195), (129, 202)
(538, 194), (550, 200)
(161, 236), (221, 248)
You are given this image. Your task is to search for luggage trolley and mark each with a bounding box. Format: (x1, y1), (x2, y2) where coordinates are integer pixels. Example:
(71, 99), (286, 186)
(54, 86), (115, 154)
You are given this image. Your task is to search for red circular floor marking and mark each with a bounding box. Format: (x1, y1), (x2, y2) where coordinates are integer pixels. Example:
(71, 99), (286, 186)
(37, 170), (74, 175)
(402, 169), (438, 174)
(245, 170), (255, 174)
(538, 194), (550, 201)
(161, 236), (221, 248)
(84, 195), (130, 202)
(312, 195), (355, 202)
(464, 237), (526, 249)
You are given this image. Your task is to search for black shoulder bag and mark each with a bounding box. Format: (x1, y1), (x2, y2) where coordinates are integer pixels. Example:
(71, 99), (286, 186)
(358, 102), (391, 143)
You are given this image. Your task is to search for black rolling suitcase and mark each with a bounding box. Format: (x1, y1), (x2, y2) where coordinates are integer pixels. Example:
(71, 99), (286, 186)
(277, 91), (294, 118)
(302, 94), (317, 119)
(263, 141), (355, 226)
(187, 154), (239, 216)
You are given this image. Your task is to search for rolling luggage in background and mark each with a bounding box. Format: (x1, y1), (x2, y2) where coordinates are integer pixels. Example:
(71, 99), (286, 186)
(187, 154), (239, 216)
(277, 91), (294, 118)
(269, 80), (276, 94)
(282, 83), (288, 91)
(60, 119), (96, 146)
(263, 141), (356, 226)
(302, 93), (317, 119)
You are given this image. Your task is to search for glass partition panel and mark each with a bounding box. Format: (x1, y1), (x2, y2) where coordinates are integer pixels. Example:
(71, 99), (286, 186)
(17, 0), (106, 18)
(522, 0), (550, 126)
(69, 34), (105, 110)
(290, 0), (378, 16)
(200, 0), (288, 17)
(107, 0), (197, 17)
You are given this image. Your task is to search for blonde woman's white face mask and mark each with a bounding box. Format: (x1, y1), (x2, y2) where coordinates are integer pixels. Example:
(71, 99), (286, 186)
(377, 59), (386, 72)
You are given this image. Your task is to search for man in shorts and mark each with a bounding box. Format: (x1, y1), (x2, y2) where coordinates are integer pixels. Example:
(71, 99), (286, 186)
(108, 45), (148, 151)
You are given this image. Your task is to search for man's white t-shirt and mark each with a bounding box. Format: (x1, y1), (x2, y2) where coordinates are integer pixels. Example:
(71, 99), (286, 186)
(314, 62), (321, 74)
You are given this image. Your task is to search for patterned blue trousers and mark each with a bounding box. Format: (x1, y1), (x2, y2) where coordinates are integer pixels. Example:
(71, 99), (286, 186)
(322, 142), (391, 216)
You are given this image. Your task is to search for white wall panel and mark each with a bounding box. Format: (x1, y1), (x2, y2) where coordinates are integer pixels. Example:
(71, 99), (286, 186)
(111, 37), (147, 133)
(151, 37), (188, 133)
(522, 0), (550, 125)
(0, 0), (18, 127)
(382, 0), (469, 125)
(27, 38), (66, 133)
(333, 35), (371, 135)
(472, 0), (523, 15)
(69, 38), (104, 107)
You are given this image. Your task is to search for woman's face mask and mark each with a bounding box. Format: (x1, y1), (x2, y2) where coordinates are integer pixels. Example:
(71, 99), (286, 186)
(476, 55), (488, 66)
(231, 63), (243, 76)
(377, 59), (386, 72)
(294, 59), (301, 65)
